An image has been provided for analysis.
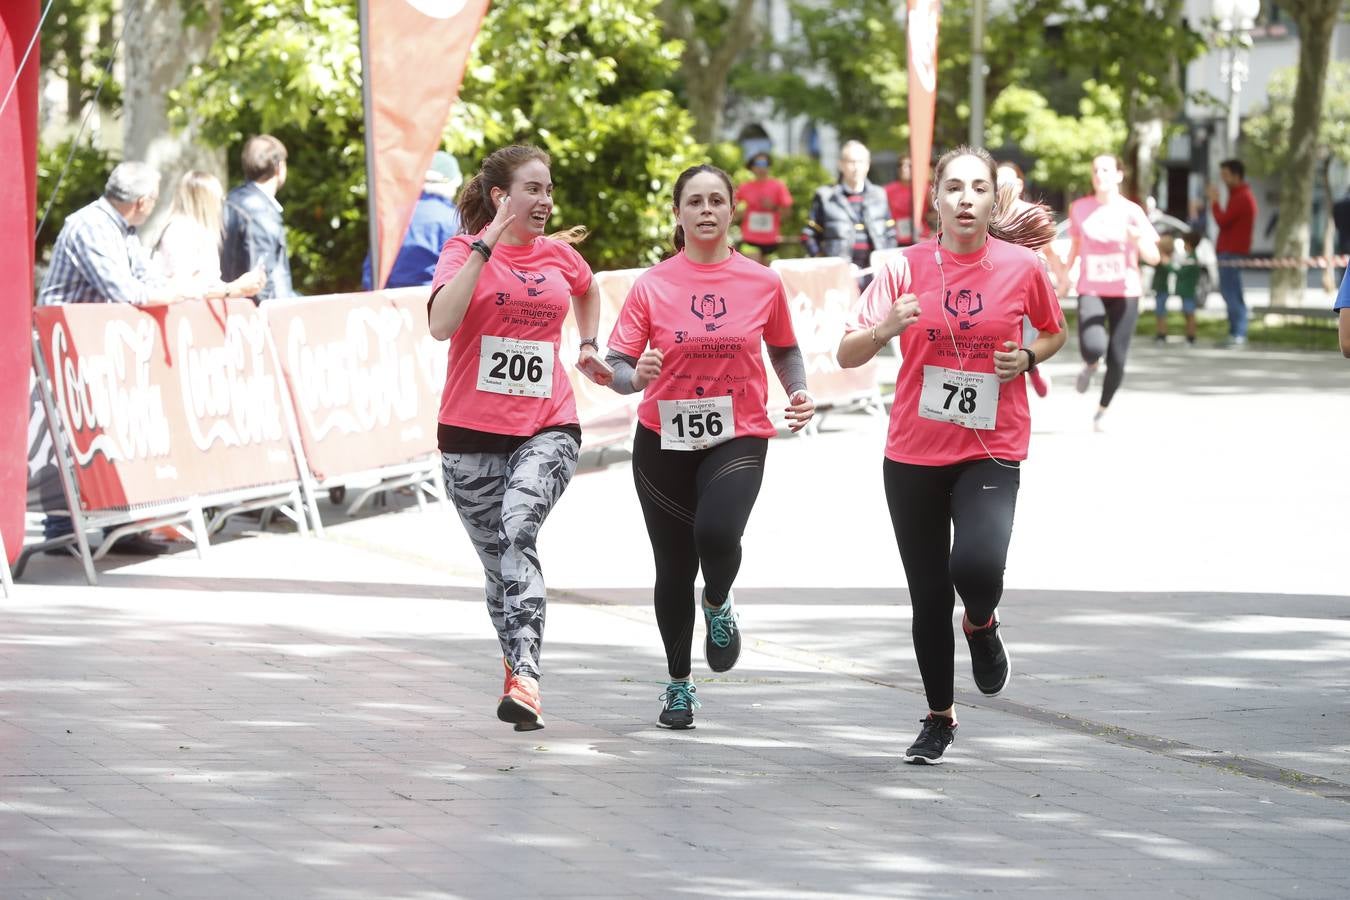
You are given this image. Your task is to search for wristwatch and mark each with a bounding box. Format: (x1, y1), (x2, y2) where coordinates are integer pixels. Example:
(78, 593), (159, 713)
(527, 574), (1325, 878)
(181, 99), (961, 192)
(579, 337), (599, 352)
(1020, 347), (1037, 371)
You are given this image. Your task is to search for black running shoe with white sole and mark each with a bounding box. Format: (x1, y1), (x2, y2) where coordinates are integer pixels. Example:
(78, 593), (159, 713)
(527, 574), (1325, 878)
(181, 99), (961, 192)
(702, 589), (741, 673)
(658, 681), (700, 729)
(904, 714), (957, 765)
(965, 611), (1010, 696)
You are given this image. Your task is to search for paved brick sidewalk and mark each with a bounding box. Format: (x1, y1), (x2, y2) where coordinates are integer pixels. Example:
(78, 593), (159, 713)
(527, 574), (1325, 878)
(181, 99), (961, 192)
(3, 341), (1347, 898)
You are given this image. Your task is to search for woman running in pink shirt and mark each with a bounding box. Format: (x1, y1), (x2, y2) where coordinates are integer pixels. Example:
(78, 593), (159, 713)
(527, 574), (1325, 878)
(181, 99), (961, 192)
(1061, 154), (1161, 430)
(837, 145), (1067, 764)
(428, 145), (611, 732)
(605, 164), (815, 729)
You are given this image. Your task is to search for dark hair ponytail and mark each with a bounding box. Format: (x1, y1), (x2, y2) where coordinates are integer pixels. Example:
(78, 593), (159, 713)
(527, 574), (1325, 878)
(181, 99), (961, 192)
(671, 164), (735, 251)
(456, 144), (588, 244)
(931, 144), (1056, 252)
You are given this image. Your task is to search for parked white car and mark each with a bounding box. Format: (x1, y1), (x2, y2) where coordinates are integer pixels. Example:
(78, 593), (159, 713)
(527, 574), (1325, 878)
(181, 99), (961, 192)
(1049, 213), (1217, 303)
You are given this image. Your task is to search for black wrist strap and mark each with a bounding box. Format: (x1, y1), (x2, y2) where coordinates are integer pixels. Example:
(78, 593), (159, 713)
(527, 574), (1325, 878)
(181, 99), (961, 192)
(471, 239), (492, 261)
(1021, 347), (1037, 370)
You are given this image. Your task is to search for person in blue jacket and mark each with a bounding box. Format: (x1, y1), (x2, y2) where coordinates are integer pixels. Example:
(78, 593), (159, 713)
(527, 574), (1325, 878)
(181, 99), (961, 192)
(362, 151), (463, 290)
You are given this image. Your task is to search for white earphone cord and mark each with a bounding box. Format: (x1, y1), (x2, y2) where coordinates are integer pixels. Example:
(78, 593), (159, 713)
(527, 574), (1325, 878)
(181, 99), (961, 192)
(934, 246), (1019, 471)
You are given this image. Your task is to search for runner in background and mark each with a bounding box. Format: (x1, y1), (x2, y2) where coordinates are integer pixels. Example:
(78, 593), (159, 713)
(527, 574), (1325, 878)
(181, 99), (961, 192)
(836, 145), (1066, 765)
(1060, 154), (1160, 431)
(733, 152), (793, 264)
(605, 164), (815, 730)
(995, 161), (1062, 398)
(427, 144), (611, 732)
(885, 156), (917, 247)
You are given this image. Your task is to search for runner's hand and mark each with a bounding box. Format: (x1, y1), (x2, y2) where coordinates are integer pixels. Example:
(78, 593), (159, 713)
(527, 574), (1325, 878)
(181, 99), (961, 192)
(784, 390), (815, 433)
(632, 348), (663, 390)
(578, 344), (613, 386)
(882, 293), (921, 338)
(993, 340), (1026, 383)
(483, 196), (517, 248)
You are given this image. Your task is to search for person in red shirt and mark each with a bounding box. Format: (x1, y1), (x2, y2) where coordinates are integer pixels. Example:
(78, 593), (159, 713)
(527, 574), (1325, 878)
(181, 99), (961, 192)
(885, 155), (917, 246)
(605, 164), (815, 729)
(733, 152), (793, 264)
(836, 145), (1067, 765)
(428, 144), (612, 732)
(1207, 158), (1258, 346)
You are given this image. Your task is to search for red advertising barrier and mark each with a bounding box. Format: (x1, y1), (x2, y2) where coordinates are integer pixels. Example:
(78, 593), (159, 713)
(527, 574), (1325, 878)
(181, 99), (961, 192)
(265, 288), (444, 481)
(769, 258), (884, 411)
(32, 300), (300, 511)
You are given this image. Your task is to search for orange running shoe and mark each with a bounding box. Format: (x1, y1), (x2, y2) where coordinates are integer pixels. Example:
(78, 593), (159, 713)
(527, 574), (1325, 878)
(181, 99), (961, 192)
(497, 673), (544, 731)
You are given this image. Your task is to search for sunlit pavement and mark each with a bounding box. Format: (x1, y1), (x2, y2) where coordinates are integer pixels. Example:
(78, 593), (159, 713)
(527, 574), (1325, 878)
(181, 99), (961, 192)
(4, 340), (1348, 899)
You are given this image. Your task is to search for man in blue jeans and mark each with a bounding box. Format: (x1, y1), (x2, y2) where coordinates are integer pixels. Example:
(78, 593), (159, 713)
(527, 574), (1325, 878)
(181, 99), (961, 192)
(1208, 159), (1257, 347)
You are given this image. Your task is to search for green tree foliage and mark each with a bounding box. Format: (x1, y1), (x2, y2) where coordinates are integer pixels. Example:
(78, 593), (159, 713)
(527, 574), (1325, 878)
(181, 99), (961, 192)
(986, 82), (1127, 194)
(1244, 63), (1350, 177)
(36, 139), (117, 264)
(174, 0), (366, 295)
(172, 0), (704, 292)
(447, 0), (705, 269)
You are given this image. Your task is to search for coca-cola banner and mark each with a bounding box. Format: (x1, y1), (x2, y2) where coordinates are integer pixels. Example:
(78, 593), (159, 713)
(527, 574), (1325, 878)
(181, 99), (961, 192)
(32, 300), (300, 512)
(264, 288), (443, 481)
(769, 258), (882, 408)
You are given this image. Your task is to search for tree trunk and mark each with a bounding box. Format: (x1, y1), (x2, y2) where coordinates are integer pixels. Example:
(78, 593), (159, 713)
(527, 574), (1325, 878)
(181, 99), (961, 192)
(1271, 0), (1342, 306)
(657, 0), (758, 145)
(121, 0), (224, 244)
(1125, 116), (1164, 207)
(1320, 156), (1336, 293)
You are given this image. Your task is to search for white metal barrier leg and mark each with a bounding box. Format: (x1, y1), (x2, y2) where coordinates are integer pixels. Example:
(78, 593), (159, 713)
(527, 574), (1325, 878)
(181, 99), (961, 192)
(1, 532), (14, 597)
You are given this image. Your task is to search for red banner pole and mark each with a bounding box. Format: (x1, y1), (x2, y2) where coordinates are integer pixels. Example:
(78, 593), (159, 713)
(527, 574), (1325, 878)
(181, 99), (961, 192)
(0, 1), (41, 566)
(907, 0), (940, 234)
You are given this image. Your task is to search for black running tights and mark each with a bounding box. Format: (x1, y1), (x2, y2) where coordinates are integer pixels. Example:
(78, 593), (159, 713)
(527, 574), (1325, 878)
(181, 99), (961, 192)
(883, 457), (1020, 712)
(1077, 294), (1139, 408)
(632, 425), (768, 679)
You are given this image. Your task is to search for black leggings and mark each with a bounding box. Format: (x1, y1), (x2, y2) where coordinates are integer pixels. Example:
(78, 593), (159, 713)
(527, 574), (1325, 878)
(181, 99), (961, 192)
(1078, 295), (1139, 408)
(883, 457), (1020, 712)
(632, 425), (768, 678)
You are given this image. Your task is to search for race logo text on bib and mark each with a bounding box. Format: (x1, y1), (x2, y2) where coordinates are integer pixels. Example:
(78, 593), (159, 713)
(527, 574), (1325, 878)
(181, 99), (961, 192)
(918, 365), (999, 431)
(476, 335), (553, 398)
(657, 395), (736, 451)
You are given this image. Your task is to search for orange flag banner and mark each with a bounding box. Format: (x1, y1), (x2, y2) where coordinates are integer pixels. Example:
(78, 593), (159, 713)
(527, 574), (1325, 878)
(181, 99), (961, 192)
(360, 0), (490, 290)
(906, 0), (940, 232)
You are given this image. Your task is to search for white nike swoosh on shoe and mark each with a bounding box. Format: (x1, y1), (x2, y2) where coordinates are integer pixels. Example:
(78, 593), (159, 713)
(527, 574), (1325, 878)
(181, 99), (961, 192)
(982, 485), (996, 490)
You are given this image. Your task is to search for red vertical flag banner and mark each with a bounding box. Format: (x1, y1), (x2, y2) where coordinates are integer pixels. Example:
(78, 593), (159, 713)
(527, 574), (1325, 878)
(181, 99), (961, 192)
(0, 2), (40, 565)
(361, 0), (490, 290)
(907, 0), (940, 232)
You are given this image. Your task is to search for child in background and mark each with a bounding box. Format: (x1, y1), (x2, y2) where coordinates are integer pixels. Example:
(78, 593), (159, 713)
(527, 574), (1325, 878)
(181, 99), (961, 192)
(1170, 232), (1203, 346)
(1152, 234), (1175, 344)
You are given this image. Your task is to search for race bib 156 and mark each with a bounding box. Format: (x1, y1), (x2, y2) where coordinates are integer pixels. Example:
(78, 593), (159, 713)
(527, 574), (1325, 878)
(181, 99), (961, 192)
(657, 395), (736, 450)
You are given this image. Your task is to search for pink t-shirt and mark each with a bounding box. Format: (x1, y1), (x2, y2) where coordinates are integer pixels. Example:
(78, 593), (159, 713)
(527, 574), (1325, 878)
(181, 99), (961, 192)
(846, 238), (1063, 466)
(1069, 195), (1158, 298)
(430, 233), (593, 435)
(607, 250), (797, 441)
(735, 178), (793, 245)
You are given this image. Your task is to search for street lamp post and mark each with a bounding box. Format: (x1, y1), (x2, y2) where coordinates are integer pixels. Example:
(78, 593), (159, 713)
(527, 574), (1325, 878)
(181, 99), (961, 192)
(1213, 0), (1261, 162)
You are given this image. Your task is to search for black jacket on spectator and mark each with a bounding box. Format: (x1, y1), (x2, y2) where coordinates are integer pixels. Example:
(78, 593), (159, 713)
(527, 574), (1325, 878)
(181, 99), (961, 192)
(802, 181), (898, 263)
(221, 182), (294, 303)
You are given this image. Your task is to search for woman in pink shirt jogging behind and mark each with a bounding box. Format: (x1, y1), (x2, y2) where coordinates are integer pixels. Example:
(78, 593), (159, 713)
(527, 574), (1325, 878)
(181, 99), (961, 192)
(836, 145), (1067, 764)
(428, 145), (611, 732)
(605, 164), (815, 729)
(1061, 154), (1161, 430)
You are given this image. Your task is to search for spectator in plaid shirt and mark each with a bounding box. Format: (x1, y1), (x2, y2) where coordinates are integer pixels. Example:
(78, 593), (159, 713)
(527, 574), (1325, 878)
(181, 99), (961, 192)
(38, 161), (193, 307)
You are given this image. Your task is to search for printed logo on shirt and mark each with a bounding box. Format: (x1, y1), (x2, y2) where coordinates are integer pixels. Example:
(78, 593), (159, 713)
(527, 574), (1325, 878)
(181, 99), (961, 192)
(943, 289), (985, 330)
(690, 293), (729, 331)
(510, 267), (548, 298)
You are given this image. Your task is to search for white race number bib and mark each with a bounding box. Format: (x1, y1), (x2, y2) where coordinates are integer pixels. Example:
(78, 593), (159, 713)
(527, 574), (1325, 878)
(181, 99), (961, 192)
(1085, 252), (1126, 284)
(918, 365), (999, 431)
(477, 335), (553, 398)
(658, 396), (736, 451)
(747, 212), (774, 233)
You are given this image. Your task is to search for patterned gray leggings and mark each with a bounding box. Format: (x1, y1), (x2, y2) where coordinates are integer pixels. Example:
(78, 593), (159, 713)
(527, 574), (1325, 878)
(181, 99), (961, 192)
(441, 431), (579, 681)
